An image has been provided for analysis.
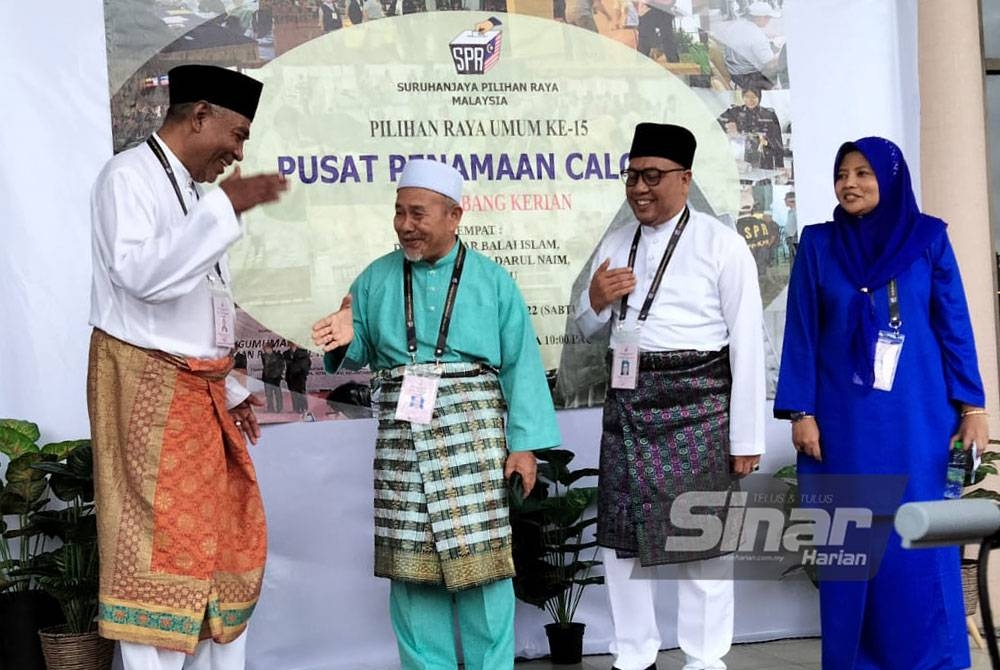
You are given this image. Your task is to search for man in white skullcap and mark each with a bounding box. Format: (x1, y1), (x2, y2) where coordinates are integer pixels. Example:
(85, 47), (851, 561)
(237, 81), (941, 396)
(311, 158), (560, 669)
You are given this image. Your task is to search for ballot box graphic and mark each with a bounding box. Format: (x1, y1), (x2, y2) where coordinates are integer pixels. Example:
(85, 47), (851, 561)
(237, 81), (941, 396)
(449, 29), (502, 75)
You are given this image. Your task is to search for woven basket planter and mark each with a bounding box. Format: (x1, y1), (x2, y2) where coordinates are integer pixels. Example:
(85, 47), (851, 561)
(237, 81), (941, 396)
(961, 559), (979, 617)
(38, 625), (114, 670)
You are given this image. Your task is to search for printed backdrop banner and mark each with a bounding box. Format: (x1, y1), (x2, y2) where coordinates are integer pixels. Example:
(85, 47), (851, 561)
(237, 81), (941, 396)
(105, 1), (794, 416)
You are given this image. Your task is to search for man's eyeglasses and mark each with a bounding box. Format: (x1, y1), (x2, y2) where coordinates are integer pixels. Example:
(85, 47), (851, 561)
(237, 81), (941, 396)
(620, 167), (687, 187)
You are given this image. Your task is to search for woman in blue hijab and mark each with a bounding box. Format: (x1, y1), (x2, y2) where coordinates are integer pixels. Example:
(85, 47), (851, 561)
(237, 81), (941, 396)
(775, 137), (988, 669)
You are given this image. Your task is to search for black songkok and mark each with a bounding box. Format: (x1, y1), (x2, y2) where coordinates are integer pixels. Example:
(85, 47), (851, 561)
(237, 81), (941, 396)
(167, 65), (263, 121)
(628, 123), (697, 169)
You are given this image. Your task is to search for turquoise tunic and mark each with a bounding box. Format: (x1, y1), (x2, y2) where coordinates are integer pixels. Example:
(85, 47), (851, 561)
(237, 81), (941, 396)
(325, 240), (560, 452)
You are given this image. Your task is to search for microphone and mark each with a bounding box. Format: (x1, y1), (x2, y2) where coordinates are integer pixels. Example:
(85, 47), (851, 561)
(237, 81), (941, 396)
(894, 499), (1000, 548)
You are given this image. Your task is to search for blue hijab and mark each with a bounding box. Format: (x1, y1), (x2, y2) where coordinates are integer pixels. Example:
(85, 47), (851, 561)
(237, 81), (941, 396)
(831, 136), (946, 387)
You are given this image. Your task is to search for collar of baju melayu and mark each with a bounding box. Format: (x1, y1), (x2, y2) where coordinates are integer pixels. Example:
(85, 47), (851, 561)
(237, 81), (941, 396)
(152, 131), (194, 188)
(642, 205), (687, 240)
(411, 237), (460, 270)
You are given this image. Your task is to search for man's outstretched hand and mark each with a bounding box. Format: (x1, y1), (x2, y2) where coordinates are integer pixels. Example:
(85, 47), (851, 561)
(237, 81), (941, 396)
(220, 166), (288, 215)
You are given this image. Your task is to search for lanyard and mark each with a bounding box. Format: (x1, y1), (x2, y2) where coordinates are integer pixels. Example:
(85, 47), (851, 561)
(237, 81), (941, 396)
(887, 279), (901, 332)
(403, 241), (466, 363)
(146, 137), (193, 214)
(146, 137), (224, 283)
(864, 278), (902, 332)
(618, 206), (690, 322)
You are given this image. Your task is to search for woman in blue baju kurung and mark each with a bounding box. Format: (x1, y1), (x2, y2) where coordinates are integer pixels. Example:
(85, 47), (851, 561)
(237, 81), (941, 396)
(774, 137), (989, 670)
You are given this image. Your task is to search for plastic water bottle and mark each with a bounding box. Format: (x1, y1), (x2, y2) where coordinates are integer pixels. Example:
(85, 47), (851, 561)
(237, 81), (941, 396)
(944, 440), (968, 499)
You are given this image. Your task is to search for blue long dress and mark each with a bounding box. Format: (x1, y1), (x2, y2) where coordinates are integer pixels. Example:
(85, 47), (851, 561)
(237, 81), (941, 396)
(775, 222), (985, 670)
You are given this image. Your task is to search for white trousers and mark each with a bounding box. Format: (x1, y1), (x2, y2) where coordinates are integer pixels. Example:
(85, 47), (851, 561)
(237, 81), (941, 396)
(602, 548), (734, 670)
(117, 630), (247, 670)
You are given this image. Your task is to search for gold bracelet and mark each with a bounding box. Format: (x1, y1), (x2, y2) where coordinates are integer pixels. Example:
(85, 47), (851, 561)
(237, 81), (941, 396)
(961, 409), (989, 418)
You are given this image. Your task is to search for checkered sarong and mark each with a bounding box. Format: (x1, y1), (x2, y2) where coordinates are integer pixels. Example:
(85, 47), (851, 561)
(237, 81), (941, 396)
(372, 362), (514, 590)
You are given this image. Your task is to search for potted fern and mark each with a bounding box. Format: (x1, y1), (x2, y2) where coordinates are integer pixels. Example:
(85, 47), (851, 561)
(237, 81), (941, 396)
(509, 449), (603, 664)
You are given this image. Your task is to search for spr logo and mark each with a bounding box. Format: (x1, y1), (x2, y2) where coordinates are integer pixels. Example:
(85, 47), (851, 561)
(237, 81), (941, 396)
(449, 19), (502, 75)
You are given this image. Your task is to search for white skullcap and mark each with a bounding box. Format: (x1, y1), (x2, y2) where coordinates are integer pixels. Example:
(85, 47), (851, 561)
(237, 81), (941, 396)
(397, 159), (463, 202)
(746, 1), (779, 18)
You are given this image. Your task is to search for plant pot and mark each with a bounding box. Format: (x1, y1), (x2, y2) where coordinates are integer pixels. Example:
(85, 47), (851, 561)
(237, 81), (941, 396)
(545, 621), (586, 665)
(38, 624), (114, 670)
(962, 558), (979, 616)
(0, 590), (65, 670)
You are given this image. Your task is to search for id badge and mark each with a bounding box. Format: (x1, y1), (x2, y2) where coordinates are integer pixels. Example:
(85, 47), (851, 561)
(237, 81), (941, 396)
(872, 330), (905, 392)
(211, 286), (236, 349)
(610, 324), (641, 390)
(394, 369), (440, 424)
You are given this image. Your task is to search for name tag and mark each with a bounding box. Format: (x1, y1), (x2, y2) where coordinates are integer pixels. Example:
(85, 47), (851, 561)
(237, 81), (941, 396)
(610, 324), (640, 390)
(394, 370), (440, 424)
(211, 286), (235, 349)
(872, 330), (905, 392)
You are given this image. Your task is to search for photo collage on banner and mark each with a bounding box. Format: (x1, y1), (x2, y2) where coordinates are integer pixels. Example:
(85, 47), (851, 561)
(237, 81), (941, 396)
(104, 0), (793, 422)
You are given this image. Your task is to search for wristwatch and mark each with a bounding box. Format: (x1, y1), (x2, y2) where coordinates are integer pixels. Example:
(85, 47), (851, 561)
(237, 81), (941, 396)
(788, 411), (814, 423)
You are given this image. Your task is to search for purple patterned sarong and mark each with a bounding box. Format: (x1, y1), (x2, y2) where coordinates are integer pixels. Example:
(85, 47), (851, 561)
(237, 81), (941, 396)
(597, 348), (733, 566)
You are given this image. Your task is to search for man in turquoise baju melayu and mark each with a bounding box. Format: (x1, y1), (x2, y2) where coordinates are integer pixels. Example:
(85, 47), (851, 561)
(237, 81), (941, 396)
(313, 158), (560, 670)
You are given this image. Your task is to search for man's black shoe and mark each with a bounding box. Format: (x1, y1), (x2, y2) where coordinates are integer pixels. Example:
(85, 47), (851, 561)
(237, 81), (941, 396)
(611, 665), (656, 670)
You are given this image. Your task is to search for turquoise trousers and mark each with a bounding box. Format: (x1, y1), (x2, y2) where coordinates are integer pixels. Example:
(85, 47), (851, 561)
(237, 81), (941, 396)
(389, 578), (515, 670)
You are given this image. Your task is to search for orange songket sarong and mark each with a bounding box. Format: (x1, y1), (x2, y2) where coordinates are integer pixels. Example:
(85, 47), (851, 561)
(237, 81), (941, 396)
(87, 329), (267, 653)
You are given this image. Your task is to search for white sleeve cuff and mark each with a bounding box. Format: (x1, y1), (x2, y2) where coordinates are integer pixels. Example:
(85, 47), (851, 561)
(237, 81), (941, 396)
(573, 292), (612, 338)
(225, 374), (250, 410)
(729, 440), (765, 456)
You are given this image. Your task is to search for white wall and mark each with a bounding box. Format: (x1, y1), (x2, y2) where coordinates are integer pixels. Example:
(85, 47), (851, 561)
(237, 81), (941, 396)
(0, 1), (111, 441)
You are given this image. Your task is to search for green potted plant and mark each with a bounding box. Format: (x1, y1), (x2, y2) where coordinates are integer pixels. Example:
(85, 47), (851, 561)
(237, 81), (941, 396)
(0, 418), (70, 670)
(770, 463), (818, 587)
(961, 442), (1000, 502)
(957, 441), (1000, 646)
(509, 448), (604, 664)
(28, 441), (114, 670)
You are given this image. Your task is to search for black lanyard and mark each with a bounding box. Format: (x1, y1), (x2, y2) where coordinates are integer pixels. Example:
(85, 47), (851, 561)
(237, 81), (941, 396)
(403, 241), (466, 362)
(887, 279), (901, 331)
(619, 206), (690, 322)
(146, 137), (194, 214)
(146, 136), (224, 283)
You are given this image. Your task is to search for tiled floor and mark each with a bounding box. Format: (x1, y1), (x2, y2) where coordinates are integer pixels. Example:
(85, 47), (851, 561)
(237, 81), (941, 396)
(515, 636), (994, 669)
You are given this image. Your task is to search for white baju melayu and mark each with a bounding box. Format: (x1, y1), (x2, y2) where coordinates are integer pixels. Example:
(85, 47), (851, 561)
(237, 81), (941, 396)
(574, 206), (766, 670)
(91, 134), (249, 670)
(90, 132), (249, 407)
